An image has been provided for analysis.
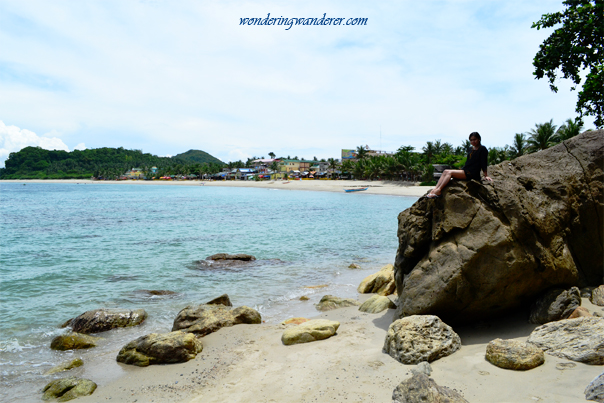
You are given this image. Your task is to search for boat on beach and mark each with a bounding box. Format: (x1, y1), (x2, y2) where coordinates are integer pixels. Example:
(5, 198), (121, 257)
(344, 187), (368, 193)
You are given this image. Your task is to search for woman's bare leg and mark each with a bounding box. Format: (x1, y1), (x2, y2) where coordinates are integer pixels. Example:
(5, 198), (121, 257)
(430, 170), (466, 196)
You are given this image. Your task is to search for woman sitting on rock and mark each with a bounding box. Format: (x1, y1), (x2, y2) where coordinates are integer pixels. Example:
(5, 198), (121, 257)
(426, 132), (492, 199)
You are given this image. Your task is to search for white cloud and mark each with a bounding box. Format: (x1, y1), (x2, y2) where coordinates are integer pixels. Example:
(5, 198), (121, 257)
(74, 142), (86, 150)
(0, 120), (70, 167)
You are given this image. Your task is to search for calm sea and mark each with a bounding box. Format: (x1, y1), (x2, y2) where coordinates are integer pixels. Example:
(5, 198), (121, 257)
(0, 182), (415, 402)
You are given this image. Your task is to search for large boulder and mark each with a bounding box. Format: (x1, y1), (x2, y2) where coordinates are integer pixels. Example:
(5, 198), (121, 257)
(528, 287), (581, 324)
(485, 338), (545, 370)
(591, 285), (604, 306)
(42, 377), (96, 401)
(50, 333), (98, 351)
(585, 372), (604, 403)
(358, 295), (396, 313)
(527, 316), (604, 364)
(358, 264), (396, 296)
(392, 373), (469, 403)
(393, 130), (603, 324)
(116, 331), (203, 367)
(281, 319), (340, 345)
(315, 295), (360, 311)
(61, 308), (147, 334)
(383, 315), (461, 364)
(172, 304), (261, 337)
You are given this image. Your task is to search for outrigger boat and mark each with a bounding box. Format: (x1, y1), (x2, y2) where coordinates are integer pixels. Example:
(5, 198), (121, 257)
(344, 187), (368, 193)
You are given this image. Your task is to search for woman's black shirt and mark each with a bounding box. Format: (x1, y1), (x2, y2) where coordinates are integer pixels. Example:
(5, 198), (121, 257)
(463, 145), (488, 180)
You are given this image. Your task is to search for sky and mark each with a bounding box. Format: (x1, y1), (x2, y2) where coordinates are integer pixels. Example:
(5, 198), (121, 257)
(0, 0), (594, 167)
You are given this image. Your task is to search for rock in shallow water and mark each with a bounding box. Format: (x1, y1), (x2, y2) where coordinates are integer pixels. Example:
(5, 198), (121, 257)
(50, 333), (99, 351)
(392, 373), (468, 403)
(358, 264), (396, 296)
(206, 294), (232, 307)
(529, 287), (581, 324)
(358, 295), (396, 313)
(117, 331), (203, 367)
(61, 308), (147, 334)
(527, 316), (604, 364)
(315, 295), (360, 311)
(172, 304), (261, 336)
(281, 319), (340, 345)
(206, 253), (256, 261)
(485, 338), (544, 370)
(45, 358), (84, 375)
(383, 315), (461, 364)
(42, 377), (96, 401)
(392, 130), (603, 324)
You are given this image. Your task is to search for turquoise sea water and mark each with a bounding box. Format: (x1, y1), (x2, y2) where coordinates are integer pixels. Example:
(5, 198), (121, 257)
(0, 182), (415, 402)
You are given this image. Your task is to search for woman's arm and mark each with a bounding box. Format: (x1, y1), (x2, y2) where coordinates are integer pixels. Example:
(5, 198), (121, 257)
(482, 147), (492, 181)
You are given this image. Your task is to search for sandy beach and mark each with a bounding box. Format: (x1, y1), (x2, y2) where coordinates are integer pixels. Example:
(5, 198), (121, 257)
(0, 179), (431, 197)
(69, 294), (604, 403)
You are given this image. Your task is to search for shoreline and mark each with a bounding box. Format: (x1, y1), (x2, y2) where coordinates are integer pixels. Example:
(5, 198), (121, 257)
(0, 179), (431, 197)
(72, 295), (603, 403)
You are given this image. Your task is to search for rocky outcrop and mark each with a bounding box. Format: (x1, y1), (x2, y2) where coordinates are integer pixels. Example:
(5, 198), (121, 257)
(42, 377), (96, 401)
(359, 295), (396, 313)
(315, 295), (361, 311)
(392, 373), (468, 403)
(529, 287), (581, 324)
(527, 316), (604, 364)
(591, 285), (604, 306)
(585, 372), (604, 402)
(61, 309), (147, 334)
(172, 304), (261, 337)
(206, 294), (232, 307)
(383, 315), (461, 364)
(50, 333), (98, 351)
(358, 264), (396, 296)
(393, 130), (603, 324)
(485, 338), (544, 370)
(207, 253), (256, 261)
(281, 319), (340, 345)
(45, 358), (84, 375)
(116, 331), (202, 367)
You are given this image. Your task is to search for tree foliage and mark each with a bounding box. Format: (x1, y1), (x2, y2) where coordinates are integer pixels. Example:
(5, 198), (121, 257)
(532, 0), (603, 127)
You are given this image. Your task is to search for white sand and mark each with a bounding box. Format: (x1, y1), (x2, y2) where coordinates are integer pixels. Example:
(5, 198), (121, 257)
(0, 179), (431, 197)
(73, 297), (603, 403)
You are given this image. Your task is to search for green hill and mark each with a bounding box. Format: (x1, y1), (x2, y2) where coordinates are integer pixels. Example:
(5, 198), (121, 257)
(173, 149), (223, 165)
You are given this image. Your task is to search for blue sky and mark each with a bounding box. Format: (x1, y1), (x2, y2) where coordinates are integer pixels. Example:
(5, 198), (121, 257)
(0, 0), (592, 166)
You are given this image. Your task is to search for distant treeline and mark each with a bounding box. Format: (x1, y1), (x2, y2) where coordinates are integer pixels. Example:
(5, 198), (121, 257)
(0, 146), (224, 179)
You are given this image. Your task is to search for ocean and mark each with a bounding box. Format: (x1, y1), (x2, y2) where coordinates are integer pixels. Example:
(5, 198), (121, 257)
(0, 182), (416, 402)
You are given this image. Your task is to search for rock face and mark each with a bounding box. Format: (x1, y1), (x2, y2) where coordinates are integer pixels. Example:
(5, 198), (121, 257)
(392, 373), (468, 403)
(206, 294), (232, 307)
(62, 308), (147, 334)
(485, 338), (545, 370)
(527, 316), (604, 364)
(207, 253), (256, 261)
(359, 295), (396, 313)
(591, 285), (604, 306)
(281, 319), (340, 345)
(172, 304), (261, 337)
(358, 264), (396, 296)
(529, 287), (581, 324)
(116, 331), (202, 367)
(393, 130), (603, 324)
(585, 372), (604, 402)
(568, 306), (592, 319)
(45, 358), (84, 375)
(315, 295), (361, 311)
(383, 315), (461, 364)
(50, 333), (98, 351)
(42, 377), (96, 401)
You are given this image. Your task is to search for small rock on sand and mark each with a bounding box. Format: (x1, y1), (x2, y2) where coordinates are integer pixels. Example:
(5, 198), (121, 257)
(358, 295), (396, 313)
(392, 373), (468, 403)
(315, 295), (360, 311)
(485, 338), (545, 370)
(42, 377), (96, 401)
(281, 319), (340, 345)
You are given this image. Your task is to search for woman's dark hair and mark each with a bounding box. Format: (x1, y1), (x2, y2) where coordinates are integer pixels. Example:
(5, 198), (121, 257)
(469, 132), (481, 143)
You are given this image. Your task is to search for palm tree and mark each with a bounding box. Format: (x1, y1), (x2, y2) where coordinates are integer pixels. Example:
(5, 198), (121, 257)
(327, 158), (338, 178)
(422, 141), (435, 164)
(268, 152), (276, 159)
(526, 119), (558, 153)
(556, 118), (584, 141)
(510, 133), (526, 159)
(355, 145), (368, 160)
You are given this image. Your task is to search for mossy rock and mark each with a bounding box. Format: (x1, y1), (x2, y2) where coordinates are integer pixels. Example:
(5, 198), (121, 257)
(42, 377), (96, 401)
(50, 333), (98, 351)
(45, 358), (84, 375)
